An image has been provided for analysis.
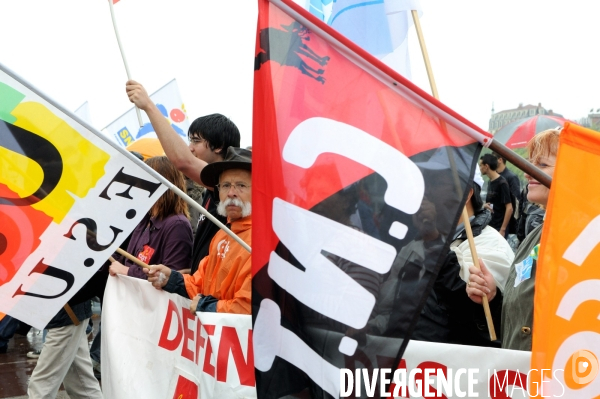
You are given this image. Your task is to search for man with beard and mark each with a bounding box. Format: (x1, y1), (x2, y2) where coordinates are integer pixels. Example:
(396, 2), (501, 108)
(146, 147), (252, 314)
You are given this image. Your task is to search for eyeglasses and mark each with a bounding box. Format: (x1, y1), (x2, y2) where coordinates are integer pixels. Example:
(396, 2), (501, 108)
(188, 137), (206, 145)
(216, 182), (251, 193)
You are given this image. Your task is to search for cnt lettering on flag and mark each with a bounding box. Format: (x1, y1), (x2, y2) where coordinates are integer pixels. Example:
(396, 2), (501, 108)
(252, 0), (492, 397)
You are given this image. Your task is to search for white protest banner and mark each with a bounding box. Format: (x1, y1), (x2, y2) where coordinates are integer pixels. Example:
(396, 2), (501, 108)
(305, 326), (532, 398)
(101, 277), (532, 398)
(399, 340), (532, 398)
(102, 275), (256, 399)
(0, 63), (167, 329)
(103, 79), (190, 147)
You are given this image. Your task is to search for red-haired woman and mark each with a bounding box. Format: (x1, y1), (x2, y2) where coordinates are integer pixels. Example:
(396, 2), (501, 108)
(467, 129), (560, 351)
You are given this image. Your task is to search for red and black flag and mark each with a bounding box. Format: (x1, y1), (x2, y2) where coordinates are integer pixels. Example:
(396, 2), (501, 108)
(252, 0), (492, 397)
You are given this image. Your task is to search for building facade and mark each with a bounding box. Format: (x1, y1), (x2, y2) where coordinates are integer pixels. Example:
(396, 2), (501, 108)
(578, 108), (600, 129)
(488, 103), (562, 134)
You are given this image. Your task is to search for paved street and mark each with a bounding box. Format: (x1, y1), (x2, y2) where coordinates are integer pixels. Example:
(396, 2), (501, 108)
(0, 326), (43, 399)
(0, 312), (100, 399)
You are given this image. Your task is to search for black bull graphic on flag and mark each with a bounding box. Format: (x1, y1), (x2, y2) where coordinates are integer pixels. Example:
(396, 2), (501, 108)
(255, 21), (330, 83)
(252, 1), (489, 398)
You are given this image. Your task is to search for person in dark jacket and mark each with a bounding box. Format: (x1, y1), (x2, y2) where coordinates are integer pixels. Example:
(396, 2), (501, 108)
(409, 172), (514, 346)
(516, 185), (545, 243)
(27, 300), (103, 398)
(185, 176), (206, 235)
(479, 154), (513, 238)
(493, 152), (521, 202)
(492, 152), (521, 249)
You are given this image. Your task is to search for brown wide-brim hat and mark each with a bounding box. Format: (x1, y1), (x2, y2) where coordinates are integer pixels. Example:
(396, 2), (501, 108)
(200, 147), (252, 188)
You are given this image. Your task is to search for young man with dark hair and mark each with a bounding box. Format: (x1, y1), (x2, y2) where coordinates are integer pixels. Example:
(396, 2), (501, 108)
(491, 151), (521, 201)
(187, 113), (240, 156)
(186, 114), (241, 273)
(126, 80), (241, 274)
(492, 152), (520, 239)
(479, 153), (513, 238)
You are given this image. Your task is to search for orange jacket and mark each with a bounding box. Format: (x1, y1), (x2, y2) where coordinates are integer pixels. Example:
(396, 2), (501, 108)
(183, 216), (251, 314)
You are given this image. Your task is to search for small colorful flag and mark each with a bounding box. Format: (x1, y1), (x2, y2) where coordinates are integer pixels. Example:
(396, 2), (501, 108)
(102, 79), (189, 147)
(302, 0), (422, 78)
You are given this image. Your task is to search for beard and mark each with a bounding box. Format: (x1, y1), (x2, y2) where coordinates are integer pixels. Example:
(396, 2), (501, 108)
(217, 197), (252, 218)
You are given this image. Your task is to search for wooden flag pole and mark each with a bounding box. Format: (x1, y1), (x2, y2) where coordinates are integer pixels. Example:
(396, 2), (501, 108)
(63, 252), (148, 328)
(460, 210), (497, 340)
(110, 248), (150, 269)
(411, 10), (497, 341)
(411, 11), (439, 99)
(63, 304), (81, 326)
(106, 149), (251, 253)
(410, 13), (551, 189)
(108, 0), (144, 127)
(161, 181), (252, 254)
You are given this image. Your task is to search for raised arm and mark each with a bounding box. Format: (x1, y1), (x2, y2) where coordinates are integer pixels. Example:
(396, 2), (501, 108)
(125, 80), (209, 186)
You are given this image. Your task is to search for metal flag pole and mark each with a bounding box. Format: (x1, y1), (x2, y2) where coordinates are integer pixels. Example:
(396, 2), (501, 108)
(108, 0), (144, 127)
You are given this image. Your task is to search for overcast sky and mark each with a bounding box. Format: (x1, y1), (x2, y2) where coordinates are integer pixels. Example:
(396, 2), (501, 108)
(1, 0), (598, 148)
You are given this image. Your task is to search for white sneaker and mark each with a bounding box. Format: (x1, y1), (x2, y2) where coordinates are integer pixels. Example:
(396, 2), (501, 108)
(27, 349), (42, 359)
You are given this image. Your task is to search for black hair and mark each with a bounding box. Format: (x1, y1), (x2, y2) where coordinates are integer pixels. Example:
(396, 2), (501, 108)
(480, 153), (498, 171)
(188, 113), (241, 154)
(471, 182), (484, 211)
(491, 151), (507, 165)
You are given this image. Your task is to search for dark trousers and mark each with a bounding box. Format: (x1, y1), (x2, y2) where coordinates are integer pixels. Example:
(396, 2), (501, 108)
(89, 324), (101, 363)
(0, 316), (20, 351)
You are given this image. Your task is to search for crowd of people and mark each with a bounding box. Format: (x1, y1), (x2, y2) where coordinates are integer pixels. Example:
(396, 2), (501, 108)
(401, 129), (557, 352)
(0, 75), (560, 397)
(0, 79), (254, 397)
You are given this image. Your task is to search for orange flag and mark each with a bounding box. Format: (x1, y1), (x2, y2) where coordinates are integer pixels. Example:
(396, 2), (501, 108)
(531, 122), (600, 397)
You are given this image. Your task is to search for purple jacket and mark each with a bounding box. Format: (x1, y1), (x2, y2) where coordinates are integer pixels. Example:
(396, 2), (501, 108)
(122, 213), (193, 279)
